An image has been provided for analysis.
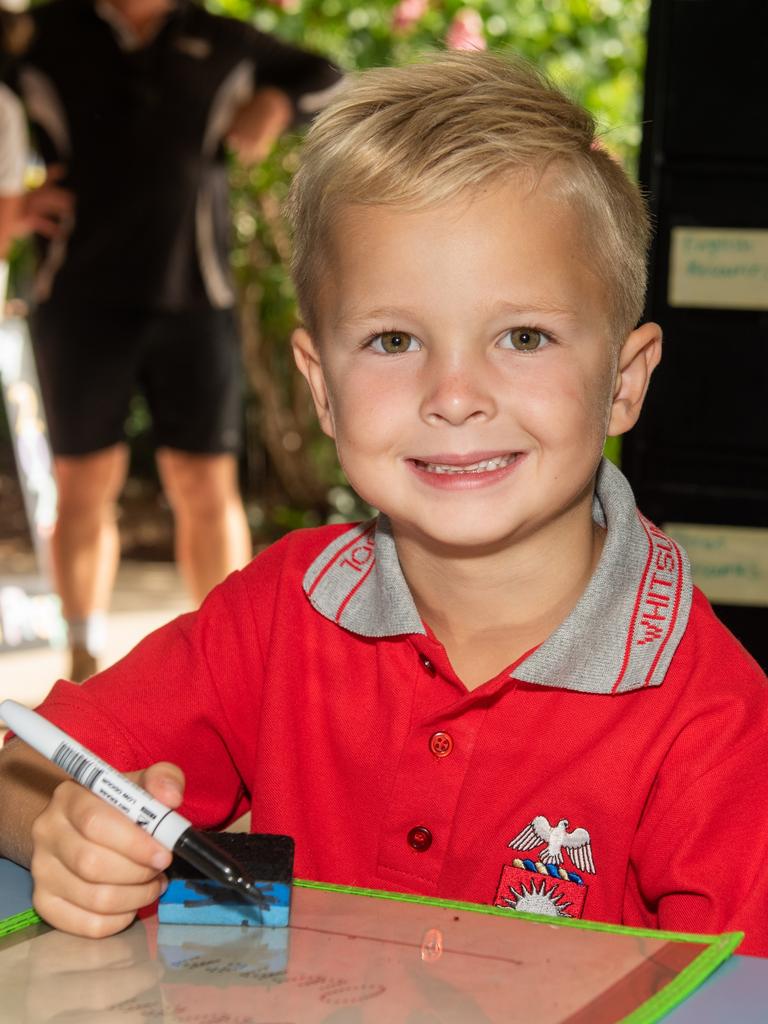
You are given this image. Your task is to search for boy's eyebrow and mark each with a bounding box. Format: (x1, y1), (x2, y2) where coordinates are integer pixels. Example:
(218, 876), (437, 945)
(489, 300), (580, 321)
(333, 300), (580, 329)
(331, 306), (411, 329)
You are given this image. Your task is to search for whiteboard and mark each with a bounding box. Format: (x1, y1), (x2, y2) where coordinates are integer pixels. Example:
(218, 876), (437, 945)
(0, 881), (737, 1023)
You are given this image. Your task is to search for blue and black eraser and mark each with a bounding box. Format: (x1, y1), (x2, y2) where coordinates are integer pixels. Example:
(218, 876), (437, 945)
(158, 832), (295, 927)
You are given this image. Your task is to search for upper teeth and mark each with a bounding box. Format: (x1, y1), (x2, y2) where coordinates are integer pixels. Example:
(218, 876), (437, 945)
(421, 454), (515, 474)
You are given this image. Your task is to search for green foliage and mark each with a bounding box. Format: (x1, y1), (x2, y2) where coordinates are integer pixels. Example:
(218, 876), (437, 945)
(217, 0), (649, 530)
(215, 0), (648, 160)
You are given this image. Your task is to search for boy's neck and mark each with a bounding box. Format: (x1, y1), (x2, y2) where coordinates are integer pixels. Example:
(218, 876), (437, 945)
(393, 498), (606, 691)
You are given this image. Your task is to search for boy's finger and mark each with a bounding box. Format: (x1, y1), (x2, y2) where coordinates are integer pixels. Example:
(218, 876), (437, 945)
(41, 824), (169, 885)
(35, 855), (167, 919)
(53, 782), (171, 870)
(135, 762), (186, 809)
(32, 886), (139, 939)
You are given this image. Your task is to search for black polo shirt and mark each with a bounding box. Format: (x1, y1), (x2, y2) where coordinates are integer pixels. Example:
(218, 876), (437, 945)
(16, 0), (341, 310)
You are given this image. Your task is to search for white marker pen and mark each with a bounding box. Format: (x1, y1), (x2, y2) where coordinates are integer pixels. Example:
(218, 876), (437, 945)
(0, 699), (263, 903)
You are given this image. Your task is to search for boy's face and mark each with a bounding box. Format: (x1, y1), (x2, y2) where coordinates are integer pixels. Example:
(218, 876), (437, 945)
(294, 178), (660, 553)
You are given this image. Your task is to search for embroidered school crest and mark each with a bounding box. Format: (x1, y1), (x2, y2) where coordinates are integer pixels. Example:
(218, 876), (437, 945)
(495, 815), (596, 919)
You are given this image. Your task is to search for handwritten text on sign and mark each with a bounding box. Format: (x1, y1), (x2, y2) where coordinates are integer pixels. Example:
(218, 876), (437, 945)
(668, 227), (768, 311)
(664, 523), (768, 608)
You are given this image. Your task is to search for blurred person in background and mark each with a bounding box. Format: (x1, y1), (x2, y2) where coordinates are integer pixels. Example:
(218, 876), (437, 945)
(12, 0), (342, 680)
(0, 6), (70, 262)
(0, 10), (26, 260)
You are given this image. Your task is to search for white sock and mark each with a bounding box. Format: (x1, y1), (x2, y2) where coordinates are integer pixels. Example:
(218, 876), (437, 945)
(67, 613), (108, 657)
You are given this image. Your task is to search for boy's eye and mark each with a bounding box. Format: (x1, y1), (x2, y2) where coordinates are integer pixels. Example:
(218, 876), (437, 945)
(499, 328), (549, 352)
(370, 331), (421, 354)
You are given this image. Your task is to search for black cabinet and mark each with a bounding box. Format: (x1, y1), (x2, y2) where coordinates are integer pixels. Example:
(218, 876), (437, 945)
(624, 0), (768, 667)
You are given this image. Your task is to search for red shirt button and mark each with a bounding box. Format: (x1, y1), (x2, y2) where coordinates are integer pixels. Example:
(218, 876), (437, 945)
(407, 826), (433, 852)
(429, 732), (454, 757)
(419, 654), (436, 675)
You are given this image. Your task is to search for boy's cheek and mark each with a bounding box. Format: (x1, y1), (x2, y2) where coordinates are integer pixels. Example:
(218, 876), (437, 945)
(328, 373), (406, 430)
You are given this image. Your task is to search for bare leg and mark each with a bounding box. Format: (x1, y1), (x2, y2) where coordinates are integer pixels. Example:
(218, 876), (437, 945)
(156, 449), (251, 604)
(51, 445), (129, 679)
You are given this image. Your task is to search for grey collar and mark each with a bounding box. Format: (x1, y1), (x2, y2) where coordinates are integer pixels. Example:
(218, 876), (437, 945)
(302, 459), (693, 694)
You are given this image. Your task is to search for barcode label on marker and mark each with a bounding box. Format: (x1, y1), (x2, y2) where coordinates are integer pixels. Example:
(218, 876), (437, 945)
(47, 739), (173, 838)
(52, 742), (103, 790)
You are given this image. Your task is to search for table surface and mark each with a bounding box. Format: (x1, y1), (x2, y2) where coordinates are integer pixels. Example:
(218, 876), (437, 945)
(1, 858), (766, 1022)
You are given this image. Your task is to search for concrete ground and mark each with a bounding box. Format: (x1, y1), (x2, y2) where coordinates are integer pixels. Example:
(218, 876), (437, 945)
(0, 560), (190, 720)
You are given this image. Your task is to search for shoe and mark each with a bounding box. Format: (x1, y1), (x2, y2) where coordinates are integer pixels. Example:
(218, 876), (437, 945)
(69, 646), (98, 683)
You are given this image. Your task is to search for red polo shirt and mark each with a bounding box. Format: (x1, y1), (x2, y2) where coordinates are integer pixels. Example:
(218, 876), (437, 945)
(31, 460), (768, 955)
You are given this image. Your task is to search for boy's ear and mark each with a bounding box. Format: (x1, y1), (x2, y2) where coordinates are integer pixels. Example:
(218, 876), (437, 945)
(291, 327), (335, 439)
(607, 321), (662, 437)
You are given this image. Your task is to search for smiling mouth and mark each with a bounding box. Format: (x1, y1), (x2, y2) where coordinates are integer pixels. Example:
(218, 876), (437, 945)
(412, 453), (518, 475)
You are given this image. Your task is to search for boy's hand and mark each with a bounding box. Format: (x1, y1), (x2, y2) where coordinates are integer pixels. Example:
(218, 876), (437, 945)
(30, 762), (185, 938)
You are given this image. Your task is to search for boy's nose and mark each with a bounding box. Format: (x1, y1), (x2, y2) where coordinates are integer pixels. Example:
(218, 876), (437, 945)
(419, 360), (497, 427)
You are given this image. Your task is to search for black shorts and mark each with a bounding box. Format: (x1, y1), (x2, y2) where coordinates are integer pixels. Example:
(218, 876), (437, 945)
(31, 304), (243, 457)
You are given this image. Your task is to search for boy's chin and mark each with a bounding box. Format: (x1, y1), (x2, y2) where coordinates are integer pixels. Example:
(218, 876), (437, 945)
(392, 517), (528, 557)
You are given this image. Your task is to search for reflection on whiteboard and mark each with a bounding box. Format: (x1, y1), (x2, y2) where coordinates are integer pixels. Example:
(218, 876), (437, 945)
(664, 523), (768, 608)
(0, 883), (736, 1024)
(668, 227), (768, 310)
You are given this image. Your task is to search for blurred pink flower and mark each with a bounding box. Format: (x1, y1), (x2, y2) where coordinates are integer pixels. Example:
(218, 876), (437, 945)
(446, 8), (486, 51)
(392, 0), (429, 31)
(266, 0), (300, 11)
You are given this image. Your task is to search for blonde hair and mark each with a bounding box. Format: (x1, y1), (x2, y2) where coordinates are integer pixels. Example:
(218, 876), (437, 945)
(286, 51), (650, 342)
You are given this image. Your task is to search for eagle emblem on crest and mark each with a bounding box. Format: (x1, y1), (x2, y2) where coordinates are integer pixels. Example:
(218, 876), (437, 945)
(508, 815), (596, 874)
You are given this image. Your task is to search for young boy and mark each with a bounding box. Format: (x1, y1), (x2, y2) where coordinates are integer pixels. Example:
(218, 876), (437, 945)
(1, 52), (767, 955)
